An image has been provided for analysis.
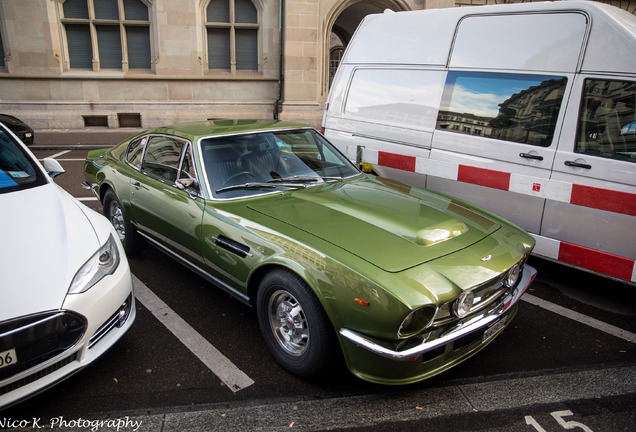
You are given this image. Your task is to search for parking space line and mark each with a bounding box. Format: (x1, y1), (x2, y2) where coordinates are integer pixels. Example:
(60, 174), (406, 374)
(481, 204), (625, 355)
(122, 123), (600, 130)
(523, 294), (636, 344)
(47, 150), (71, 159)
(77, 197), (98, 201)
(132, 275), (255, 392)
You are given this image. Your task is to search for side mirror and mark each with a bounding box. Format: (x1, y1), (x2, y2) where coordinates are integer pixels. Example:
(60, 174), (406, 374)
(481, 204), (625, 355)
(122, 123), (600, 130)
(43, 158), (65, 179)
(176, 178), (200, 197)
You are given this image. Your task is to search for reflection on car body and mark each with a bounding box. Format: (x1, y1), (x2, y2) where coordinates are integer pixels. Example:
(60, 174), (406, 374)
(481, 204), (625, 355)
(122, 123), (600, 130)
(84, 119), (536, 385)
(0, 124), (135, 409)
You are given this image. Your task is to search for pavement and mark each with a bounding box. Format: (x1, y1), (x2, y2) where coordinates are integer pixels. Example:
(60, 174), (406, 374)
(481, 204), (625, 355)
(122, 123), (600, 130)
(31, 128), (145, 149)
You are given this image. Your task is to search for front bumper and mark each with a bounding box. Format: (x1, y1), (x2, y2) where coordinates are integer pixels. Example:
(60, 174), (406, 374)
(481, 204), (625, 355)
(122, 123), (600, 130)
(340, 264), (537, 361)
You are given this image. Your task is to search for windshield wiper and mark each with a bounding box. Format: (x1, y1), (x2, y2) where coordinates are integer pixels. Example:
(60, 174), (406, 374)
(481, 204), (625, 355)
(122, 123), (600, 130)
(215, 182), (306, 194)
(268, 176), (343, 184)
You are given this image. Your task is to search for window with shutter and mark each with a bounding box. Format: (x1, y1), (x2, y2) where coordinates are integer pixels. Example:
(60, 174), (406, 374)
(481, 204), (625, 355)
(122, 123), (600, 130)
(206, 0), (259, 73)
(61, 0), (151, 72)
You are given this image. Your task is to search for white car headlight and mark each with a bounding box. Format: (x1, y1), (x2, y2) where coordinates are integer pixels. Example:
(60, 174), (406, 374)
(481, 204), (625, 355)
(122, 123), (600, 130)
(68, 234), (120, 294)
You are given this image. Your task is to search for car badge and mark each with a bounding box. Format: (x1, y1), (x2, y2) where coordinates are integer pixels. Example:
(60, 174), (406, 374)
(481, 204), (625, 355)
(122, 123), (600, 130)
(481, 255), (492, 262)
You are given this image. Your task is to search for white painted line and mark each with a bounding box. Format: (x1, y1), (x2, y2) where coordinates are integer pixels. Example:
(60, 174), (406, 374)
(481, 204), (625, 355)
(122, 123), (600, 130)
(132, 275), (255, 392)
(523, 294), (636, 344)
(48, 150), (71, 159)
(77, 197), (98, 201)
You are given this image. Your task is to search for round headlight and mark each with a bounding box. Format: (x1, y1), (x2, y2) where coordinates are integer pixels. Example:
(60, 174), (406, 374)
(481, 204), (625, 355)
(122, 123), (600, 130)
(452, 290), (475, 318)
(398, 305), (437, 338)
(503, 262), (522, 288)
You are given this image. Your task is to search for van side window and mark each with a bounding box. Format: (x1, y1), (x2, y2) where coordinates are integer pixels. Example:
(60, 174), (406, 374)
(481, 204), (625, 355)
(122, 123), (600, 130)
(344, 69), (444, 129)
(576, 79), (636, 163)
(437, 72), (567, 147)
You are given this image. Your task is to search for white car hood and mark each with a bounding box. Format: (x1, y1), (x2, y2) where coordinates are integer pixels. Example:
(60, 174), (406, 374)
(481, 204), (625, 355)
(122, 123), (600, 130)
(0, 183), (100, 320)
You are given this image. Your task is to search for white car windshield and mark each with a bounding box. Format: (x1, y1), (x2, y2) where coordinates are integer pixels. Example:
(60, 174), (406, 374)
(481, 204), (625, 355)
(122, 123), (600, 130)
(0, 127), (46, 194)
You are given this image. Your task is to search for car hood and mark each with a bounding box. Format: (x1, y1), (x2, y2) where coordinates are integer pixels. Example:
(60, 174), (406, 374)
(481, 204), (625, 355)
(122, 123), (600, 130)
(0, 184), (100, 320)
(248, 176), (501, 272)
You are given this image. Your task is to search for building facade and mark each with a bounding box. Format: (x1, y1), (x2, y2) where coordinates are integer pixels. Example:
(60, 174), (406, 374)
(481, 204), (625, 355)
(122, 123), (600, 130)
(0, 0), (634, 131)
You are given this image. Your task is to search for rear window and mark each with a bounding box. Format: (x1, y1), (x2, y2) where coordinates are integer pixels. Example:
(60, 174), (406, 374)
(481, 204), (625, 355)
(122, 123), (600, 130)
(0, 128), (47, 194)
(437, 71), (567, 147)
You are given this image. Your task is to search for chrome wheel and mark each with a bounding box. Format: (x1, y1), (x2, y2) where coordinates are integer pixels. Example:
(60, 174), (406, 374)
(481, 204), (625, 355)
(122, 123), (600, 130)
(268, 289), (309, 356)
(109, 200), (126, 242)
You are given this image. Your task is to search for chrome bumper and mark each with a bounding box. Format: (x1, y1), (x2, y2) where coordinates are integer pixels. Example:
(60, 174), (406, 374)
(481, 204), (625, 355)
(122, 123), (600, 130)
(339, 265), (537, 361)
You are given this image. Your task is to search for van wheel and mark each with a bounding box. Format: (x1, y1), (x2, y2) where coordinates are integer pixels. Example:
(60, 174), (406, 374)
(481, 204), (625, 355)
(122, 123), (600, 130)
(256, 270), (336, 377)
(103, 189), (145, 255)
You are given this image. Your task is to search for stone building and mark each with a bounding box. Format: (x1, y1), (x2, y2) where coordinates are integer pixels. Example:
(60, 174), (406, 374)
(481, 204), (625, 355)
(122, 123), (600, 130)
(0, 0), (634, 132)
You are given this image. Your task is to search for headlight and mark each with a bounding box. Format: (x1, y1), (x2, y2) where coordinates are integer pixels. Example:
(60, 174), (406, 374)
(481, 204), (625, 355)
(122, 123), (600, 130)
(68, 234), (120, 294)
(452, 290), (475, 318)
(398, 305), (437, 338)
(503, 262), (522, 288)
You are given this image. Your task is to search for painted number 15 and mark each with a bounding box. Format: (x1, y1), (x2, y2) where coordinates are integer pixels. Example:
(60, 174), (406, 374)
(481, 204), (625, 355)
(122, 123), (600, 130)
(525, 410), (593, 432)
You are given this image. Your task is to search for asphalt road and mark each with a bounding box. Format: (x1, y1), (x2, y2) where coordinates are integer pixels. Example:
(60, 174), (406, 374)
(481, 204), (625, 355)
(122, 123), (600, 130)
(1, 140), (634, 431)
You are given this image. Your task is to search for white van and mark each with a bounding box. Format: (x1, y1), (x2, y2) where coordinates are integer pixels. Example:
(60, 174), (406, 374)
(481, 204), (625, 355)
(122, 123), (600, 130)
(322, 1), (636, 284)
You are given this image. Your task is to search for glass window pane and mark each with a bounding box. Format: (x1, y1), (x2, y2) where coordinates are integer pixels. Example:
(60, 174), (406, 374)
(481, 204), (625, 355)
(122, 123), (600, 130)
(126, 26), (151, 69)
(142, 136), (185, 182)
(123, 0), (148, 21)
(207, 28), (230, 70)
(96, 25), (122, 69)
(65, 24), (93, 69)
(577, 79), (636, 162)
(207, 0), (230, 23)
(235, 29), (257, 71)
(345, 69), (444, 129)
(94, 0), (120, 20)
(63, 0), (89, 19)
(126, 137), (146, 168)
(235, 0), (257, 24)
(437, 72), (567, 147)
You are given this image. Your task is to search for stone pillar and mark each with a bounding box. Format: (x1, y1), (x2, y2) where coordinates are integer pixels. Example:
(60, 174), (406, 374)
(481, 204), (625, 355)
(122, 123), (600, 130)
(280, 0), (322, 127)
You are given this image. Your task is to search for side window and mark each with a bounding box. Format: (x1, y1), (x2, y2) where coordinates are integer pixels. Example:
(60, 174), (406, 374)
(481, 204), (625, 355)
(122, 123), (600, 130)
(126, 136), (147, 169)
(141, 136), (185, 182)
(576, 79), (636, 162)
(437, 72), (567, 147)
(344, 69), (444, 129)
(178, 144), (197, 181)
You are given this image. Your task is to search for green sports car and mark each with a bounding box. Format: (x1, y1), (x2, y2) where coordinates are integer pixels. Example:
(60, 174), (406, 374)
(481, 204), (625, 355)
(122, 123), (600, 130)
(83, 119), (536, 385)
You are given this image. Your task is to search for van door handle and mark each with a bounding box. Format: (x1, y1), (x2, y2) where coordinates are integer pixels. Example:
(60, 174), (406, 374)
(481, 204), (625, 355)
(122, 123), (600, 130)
(519, 153), (544, 161)
(565, 160), (592, 169)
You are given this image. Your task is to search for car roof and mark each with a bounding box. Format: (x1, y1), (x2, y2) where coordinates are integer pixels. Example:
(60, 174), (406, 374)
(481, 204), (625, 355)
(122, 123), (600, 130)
(149, 119), (311, 140)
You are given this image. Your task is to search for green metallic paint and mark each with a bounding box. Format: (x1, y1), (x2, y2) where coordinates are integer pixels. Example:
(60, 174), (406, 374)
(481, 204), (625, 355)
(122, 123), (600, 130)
(84, 120), (536, 385)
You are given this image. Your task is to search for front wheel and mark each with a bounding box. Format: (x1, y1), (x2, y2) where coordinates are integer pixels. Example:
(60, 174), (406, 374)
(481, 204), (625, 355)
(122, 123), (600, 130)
(103, 189), (145, 255)
(256, 270), (337, 377)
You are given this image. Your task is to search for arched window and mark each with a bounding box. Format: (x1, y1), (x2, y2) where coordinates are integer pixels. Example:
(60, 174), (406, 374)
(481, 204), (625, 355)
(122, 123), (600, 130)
(206, 0), (258, 72)
(61, 0), (151, 71)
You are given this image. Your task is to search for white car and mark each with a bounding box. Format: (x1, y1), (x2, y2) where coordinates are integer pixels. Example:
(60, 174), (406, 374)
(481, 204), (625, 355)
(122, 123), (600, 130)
(0, 123), (135, 409)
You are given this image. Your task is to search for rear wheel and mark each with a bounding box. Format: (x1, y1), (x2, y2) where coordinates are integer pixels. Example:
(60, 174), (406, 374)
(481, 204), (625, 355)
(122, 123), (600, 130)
(103, 189), (145, 255)
(256, 269), (337, 377)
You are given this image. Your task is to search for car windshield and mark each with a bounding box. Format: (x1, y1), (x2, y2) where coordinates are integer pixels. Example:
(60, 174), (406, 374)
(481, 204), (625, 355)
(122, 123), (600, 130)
(201, 128), (360, 198)
(0, 128), (46, 194)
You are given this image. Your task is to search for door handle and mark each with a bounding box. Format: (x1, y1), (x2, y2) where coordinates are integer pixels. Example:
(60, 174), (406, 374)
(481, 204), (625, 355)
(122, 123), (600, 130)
(565, 160), (592, 169)
(131, 181), (142, 189)
(519, 153), (544, 161)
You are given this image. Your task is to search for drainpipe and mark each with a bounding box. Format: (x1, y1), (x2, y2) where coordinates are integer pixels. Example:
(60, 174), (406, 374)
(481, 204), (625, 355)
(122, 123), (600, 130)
(274, 0), (284, 119)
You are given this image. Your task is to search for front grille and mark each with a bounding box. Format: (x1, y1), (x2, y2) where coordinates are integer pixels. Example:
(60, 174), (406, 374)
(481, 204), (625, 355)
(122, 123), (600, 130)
(0, 311), (86, 382)
(0, 352), (77, 396)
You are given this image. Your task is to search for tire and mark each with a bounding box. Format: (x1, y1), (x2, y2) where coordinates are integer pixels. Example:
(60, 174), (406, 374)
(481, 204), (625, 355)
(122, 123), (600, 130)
(256, 269), (337, 377)
(102, 189), (145, 255)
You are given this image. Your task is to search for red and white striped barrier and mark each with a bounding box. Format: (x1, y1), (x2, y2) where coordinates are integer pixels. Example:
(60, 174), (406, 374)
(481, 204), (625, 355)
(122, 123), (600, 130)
(359, 148), (636, 283)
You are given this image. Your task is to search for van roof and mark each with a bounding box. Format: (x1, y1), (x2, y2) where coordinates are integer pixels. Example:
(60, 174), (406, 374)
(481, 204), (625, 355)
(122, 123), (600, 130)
(342, 1), (636, 75)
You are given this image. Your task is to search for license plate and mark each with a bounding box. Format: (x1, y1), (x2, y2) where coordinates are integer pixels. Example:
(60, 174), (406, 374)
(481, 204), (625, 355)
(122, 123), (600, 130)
(482, 316), (508, 343)
(0, 348), (18, 370)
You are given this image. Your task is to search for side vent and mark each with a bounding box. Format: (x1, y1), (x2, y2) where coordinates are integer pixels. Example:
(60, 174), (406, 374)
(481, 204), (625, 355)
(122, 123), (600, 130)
(213, 235), (253, 258)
